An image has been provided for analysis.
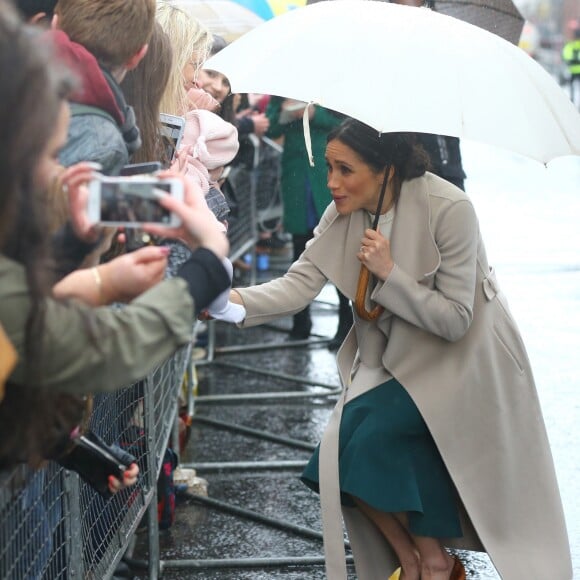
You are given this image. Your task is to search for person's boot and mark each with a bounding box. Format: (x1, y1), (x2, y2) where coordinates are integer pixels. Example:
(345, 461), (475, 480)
(328, 291), (353, 351)
(290, 306), (312, 339)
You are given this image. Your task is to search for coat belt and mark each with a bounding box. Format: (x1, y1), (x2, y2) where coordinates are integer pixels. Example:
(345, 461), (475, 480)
(482, 268), (500, 301)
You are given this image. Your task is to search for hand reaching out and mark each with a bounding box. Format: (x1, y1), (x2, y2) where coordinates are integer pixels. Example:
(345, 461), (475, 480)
(99, 246), (170, 303)
(108, 462), (139, 494)
(186, 87), (220, 112)
(53, 245), (169, 305)
(250, 113), (270, 137)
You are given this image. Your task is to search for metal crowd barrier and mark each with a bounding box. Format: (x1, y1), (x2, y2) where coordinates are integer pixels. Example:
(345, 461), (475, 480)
(157, 137), (354, 574)
(0, 139), (268, 580)
(0, 344), (191, 580)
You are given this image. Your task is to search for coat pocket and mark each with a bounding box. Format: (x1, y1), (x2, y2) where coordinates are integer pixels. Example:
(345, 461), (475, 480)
(491, 322), (525, 375)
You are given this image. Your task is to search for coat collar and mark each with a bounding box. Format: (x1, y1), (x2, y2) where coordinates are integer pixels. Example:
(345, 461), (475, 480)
(304, 173), (441, 301)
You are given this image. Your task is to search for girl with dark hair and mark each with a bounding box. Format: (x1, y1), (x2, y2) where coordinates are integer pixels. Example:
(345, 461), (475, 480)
(222, 117), (571, 579)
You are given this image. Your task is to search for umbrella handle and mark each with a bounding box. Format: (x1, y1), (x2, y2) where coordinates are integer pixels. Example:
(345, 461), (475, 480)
(354, 264), (384, 321)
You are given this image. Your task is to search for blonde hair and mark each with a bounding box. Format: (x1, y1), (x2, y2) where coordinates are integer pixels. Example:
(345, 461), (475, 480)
(56, 0), (156, 69)
(156, 1), (212, 116)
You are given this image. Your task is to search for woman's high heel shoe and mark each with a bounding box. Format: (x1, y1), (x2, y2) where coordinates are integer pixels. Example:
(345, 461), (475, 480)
(450, 556), (466, 580)
(388, 556), (464, 580)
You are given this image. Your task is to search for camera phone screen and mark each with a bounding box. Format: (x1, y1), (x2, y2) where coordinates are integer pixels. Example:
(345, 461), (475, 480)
(100, 182), (172, 223)
(160, 123), (181, 162)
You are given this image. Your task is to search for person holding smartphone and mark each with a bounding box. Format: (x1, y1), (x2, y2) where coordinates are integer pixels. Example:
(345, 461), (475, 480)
(0, 4), (230, 470)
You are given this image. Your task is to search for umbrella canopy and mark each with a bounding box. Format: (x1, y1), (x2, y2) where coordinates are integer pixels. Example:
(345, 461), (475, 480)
(433, 0), (524, 45)
(204, 0), (580, 163)
(174, 0), (265, 41)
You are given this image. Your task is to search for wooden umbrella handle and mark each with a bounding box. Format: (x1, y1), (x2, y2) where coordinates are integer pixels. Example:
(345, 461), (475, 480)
(356, 170), (390, 322)
(354, 264), (384, 321)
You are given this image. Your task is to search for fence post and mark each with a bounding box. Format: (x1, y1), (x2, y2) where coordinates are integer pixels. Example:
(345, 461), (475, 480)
(143, 373), (161, 580)
(63, 469), (85, 580)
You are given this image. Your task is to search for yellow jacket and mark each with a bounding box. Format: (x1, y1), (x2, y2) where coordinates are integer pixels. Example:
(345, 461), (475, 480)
(562, 39), (580, 74)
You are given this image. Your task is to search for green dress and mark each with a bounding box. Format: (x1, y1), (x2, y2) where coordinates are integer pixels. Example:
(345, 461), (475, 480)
(301, 378), (463, 538)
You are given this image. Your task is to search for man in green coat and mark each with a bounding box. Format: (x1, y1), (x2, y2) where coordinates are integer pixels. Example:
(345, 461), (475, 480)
(265, 97), (350, 345)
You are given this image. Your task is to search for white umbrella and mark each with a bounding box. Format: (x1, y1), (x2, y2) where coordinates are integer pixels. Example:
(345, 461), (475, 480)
(204, 0), (580, 163)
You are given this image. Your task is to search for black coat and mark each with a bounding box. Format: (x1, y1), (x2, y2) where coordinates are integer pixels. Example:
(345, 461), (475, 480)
(415, 134), (466, 187)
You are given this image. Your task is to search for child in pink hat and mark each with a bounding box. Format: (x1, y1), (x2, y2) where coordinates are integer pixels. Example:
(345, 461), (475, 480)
(176, 109), (245, 323)
(180, 108), (239, 198)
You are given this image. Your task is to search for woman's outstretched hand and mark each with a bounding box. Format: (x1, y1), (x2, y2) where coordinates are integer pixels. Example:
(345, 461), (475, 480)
(100, 246), (170, 303)
(53, 246), (169, 305)
(143, 172), (229, 260)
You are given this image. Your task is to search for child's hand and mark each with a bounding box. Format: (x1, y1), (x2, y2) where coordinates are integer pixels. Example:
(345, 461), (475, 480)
(107, 462), (139, 494)
(187, 87), (220, 112)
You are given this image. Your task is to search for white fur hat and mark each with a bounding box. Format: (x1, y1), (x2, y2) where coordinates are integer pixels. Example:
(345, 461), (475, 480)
(183, 109), (239, 170)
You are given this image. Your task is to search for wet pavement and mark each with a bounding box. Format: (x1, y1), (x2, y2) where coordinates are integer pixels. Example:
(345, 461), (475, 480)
(134, 143), (580, 579)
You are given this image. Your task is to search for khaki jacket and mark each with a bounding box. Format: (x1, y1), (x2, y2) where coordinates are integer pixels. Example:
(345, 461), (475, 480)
(0, 255), (194, 394)
(237, 173), (572, 579)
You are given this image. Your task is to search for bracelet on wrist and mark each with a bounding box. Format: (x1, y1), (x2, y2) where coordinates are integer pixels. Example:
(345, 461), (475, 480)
(91, 267), (105, 305)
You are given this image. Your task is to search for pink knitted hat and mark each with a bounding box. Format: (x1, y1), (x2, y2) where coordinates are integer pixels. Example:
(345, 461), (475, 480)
(182, 109), (239, 169)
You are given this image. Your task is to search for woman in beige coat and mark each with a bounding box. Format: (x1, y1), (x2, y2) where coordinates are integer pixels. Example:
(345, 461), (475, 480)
(227, 119), (572, 579)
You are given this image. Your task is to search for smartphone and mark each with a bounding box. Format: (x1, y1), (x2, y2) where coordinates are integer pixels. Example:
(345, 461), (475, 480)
(58, 431), (134, 497)
(87, 175), (183, 227)
(159, 113), (186, 164)
(120, 161), (162, 176)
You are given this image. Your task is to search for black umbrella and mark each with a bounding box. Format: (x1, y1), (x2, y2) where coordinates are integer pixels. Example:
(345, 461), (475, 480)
(429, 0), (524, 46)
(308, 0), (524, 46)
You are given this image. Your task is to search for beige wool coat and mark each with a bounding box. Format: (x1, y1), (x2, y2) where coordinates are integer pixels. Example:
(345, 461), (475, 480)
(236, 173), (572, 579)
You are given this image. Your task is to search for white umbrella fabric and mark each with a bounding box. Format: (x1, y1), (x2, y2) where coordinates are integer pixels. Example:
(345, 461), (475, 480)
(204, 0), (580, 164)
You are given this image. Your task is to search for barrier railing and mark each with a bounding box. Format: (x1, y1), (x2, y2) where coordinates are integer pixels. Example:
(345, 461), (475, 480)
(0, 137), (277, 580)
(0, 343), (191, 580)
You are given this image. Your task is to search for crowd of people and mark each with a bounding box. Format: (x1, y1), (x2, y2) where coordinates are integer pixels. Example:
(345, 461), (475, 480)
(0, 0), (573, 579)
(0, 0), (232, 499)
